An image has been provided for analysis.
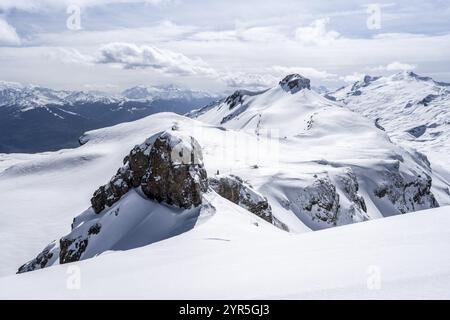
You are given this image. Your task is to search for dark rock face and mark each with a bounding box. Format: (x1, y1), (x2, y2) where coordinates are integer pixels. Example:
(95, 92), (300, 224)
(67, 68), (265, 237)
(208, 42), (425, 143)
(17, 242), (57, 274)
(209, 175), (275, 223)
(300, 177), (340, 224)
(374, 171), (438, 213)
(279, 74), (311, 94)
(60, 237), (89, 264)
(91, 131), (208, 213)
(338, 170), (367, 214)
(18, 131), (209, 273)
(225, 91), (246, 110)
(141, 132), (208, 209)
(407, 125), (427, 138)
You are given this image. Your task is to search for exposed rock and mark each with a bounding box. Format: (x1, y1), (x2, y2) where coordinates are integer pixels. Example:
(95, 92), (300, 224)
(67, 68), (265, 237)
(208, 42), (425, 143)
(338, 170), (367, 213)
(279, 74), (311, 93)
(299, 177), (340, 224)
(17, 241), (58, 274)
(88, 223), (102, 235)
(91, 131), (208, 213)
(19, 131), (210, 273)
(224, 90), (246, 110)
(60, 236), (89, 264)
(141, 132), (208, 208)
(375, 118), (385, 131)
(374, 168), (438, 213)
(209, 175), (272, 220)
(418, 94), (439, 106)
(407, 125), (427, 138)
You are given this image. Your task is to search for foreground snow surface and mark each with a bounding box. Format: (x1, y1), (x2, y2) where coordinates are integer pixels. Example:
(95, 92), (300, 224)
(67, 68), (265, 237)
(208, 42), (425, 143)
(1, 203), (449, 299)
(1, 107), (450, 277)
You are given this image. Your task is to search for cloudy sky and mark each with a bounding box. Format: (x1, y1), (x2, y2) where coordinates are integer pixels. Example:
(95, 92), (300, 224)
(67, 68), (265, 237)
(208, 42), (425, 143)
(0, 0), (449, 93)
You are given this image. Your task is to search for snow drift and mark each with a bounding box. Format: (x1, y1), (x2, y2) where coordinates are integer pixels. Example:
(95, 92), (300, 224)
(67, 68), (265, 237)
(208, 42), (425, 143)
(2, 73), (449, 277)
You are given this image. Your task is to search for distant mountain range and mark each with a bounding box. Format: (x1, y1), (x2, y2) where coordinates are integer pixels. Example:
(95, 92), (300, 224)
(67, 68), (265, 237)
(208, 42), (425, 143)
(0, 82), (219, 153)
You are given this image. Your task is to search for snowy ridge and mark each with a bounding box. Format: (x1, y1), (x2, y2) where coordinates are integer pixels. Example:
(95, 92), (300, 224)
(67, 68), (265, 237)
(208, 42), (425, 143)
(1, 74), (450, 299)
(0, 81), (218, 111)
(122, 84), (215, 102)
(329, 71), (450, 168)
(2, 74), (450, 277)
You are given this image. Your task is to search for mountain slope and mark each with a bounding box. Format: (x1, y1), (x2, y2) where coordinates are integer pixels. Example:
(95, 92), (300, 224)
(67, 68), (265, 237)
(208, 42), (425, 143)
(328, 71), (450, 169)
(2, 74), (449, 277)
(1, 205), (449, 299)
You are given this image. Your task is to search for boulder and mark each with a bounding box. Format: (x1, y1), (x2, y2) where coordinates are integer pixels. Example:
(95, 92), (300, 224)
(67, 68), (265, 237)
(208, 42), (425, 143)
(91, 131), (208, 213)
(141, 132), (208, 208)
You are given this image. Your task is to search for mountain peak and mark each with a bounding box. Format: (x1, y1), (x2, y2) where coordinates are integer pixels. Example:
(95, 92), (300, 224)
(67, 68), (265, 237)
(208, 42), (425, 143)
(279, 74), (311, 94)
(391, 70), (434, 82)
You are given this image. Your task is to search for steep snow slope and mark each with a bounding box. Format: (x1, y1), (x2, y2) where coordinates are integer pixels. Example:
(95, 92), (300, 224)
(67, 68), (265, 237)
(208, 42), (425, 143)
(329, 71), (450, 169)
(2, 74), (450, 277)
(1, 205), (449, 299)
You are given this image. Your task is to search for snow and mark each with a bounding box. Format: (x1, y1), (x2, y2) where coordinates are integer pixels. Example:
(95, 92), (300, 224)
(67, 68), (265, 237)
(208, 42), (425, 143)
(1, 202), (449, 299)
(121, 84), (216, 102)
(0, 81), (216, 111)
(330, 71), (450, 169)
(1, 74), (449, 299)
(1, 75), (450, 276)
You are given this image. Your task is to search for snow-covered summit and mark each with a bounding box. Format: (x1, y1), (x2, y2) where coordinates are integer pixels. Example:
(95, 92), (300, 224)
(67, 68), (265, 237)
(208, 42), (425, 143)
(328, 71), (450, 168)
(2, 73), (450, 281)
(0, 82), (217, 111)
(0, 82), (123, 110)
(279, 74), (311, 93)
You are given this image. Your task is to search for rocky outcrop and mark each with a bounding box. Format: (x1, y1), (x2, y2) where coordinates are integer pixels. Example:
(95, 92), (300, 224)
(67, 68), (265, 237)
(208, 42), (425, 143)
(141, 132), (208, 208)
(91, 131), (208, 213)
(209, 175), (272, 221)
(287, 170), (370, 227)
(18, 131), (209, 273)
(279, 74), (311, 94)
(209, 174), (288, 230)
(337, 170), (367, 214)
(374, 168), (438, 213)
(17, 241), (58, 273)
(299, 177), (340, 224)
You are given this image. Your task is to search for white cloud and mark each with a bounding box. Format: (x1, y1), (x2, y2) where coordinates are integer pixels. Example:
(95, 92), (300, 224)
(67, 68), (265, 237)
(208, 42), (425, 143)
(295, 18), (340, 46)
(0, 0), (167, 11)
(386, 61), (416, 71)
(45, 47), (93, 64)
(95, 42), (218, 77)
(373, 61), (417, 71)
(221, 72), (276, 90)
(190, 25), (287, 43)
(339, 72), (365, 83)
(0, 18), (21, 46)
(269, 65), (337, 80)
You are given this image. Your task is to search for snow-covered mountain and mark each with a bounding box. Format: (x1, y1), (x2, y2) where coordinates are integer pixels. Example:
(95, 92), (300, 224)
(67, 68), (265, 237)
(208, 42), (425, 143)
(328, 71), (450, 169)
(0, 81), (123, 111)
(3, 74), (449, 278)
(0, 81), (218, 153)
(122, 84), (214, 102)
(0, 73), (449, 299)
